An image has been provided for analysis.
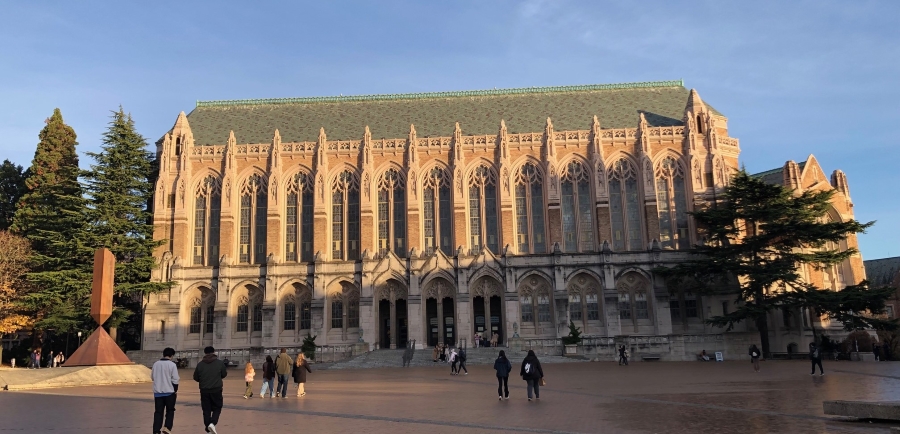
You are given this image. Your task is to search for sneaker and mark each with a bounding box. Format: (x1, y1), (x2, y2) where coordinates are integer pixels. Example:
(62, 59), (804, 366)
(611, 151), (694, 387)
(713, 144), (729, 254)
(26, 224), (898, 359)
(208, 423), (218, 434)
(504, 395), (509, 400)
(243, 395), (248, 399)
(820, 373), (825, 376)
(275, 392), (280, 398)
(528, 398), (532, 401)
(499, 395), (502, 400)
(300, 393), (306, 397)
(160, 428), (171, 434)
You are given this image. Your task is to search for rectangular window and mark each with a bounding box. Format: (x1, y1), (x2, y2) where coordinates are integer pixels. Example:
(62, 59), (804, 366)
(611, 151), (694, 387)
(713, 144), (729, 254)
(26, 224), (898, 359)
(286, 193), (298, 262)
(561, 181), (576, 252)
(618, 293), (632, 320)
(253, 303), (263, 332)
(236, 305), (249, 332)
(469, 186), (482, 254)
(577, 180), (595, 252)
(515, 185), (529, 253)
(205, 306), (214, 334)
(378, 190), (390, 256)
(348, 299), (359, 328)
(193, 204), (206, 265)
(158, 320), (166, 340)
(657, 178), (673, 249)
(208, 194), (221, 265)
(189, 307), (201, 334)
(537, 296), (551, 323)
(423, 188), (435, 255)
(569, 295), (582, 321)
(609, 179), (625, 251)
(394, 186), (406, 258)
(439, 185), (453, 256)
(521, 296), (534, 323)
(167, 194), (176, 209)
(485, 184), (499, 253)
(301, 190), (314, 262)
(300, 302), (311, 329)
(331, 301), (343, 328)
(348, 189), (361, 260)
(673, 175), (690, 250)
(624, 178), (643, 251)
(635, 293), (649, 319)
(254, 194), (268, 264)
(239, 195), (251, 263)
(332, 192), (343, 260)
(531, 181), (546, 253)
(670, 299), (681, 321)
(684, 299), (698, 318)
(283, 303), (296, 331)
(586, 294), (599, 321)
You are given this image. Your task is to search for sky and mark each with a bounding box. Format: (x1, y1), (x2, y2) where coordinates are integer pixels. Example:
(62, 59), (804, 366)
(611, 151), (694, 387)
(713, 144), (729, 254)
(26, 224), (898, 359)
(0, 0), (898, 259)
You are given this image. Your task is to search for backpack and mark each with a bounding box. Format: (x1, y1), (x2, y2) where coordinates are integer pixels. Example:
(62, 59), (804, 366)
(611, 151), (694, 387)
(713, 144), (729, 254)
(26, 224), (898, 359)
(524, 362), (532, 374)
(812, 349), (820, 359)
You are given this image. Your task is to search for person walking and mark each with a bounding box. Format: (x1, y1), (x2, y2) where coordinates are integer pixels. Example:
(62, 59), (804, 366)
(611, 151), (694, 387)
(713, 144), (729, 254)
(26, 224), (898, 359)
(809, 342), (824, 376)
(242, 362), (255, 399)
(749, 344), (761, 372)
(457, 348), (468, 375)
(151, 347), (180, 434)
(432, 345), (440, 363)
(449, 348), (459, 375)
(47, 351), (54, 368)
(440, 344), (447, 362)
(274, 348), (293, 398)
(618, 345), (628, 366)
(520, 350), (544, 401)
(292, 353), (312, 397)
(493, 350), (512, 400)
(193, 346), (227, 434)
(259, 355), (276, 398)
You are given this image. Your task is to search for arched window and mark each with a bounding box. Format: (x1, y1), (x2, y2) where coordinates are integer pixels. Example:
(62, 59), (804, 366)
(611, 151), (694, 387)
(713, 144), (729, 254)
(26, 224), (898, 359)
(239, 174), (268, 264)
(283, 296), (296, 331)
(193, 175), (222, 266)
(608, 159), (644, 251)
(617, 273), (651, 327)
(568, 275), (601, 327)
(283, 284), (313, 332)
(189, 298), (202, 334)
(655, 157), (690, 249)
(560, 160), (595, 252)
(330, 283), (360, 332)
(332, 170), (361, 261)
(285, 171), (314, 262)
(236, 296), (249, 332)
(377, 168), (406, 258)
(514, 162), (546, 254)
(422, 167), (453, 256)
(468, 164), (499, 255)
(519, 277), (553, 328)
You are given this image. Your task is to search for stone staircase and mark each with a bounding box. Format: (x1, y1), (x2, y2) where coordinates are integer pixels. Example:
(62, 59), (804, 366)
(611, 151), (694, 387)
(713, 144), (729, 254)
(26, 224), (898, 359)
(327, 346), (586, 370)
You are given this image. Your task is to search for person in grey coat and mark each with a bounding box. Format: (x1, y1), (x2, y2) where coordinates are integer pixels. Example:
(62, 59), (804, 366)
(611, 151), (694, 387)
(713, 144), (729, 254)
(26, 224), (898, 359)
(493, 350), (512, 400)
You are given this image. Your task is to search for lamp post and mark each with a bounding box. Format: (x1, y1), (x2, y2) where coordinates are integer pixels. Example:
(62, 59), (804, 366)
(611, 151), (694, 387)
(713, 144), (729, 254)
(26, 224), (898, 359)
(77, 331), (82, 349)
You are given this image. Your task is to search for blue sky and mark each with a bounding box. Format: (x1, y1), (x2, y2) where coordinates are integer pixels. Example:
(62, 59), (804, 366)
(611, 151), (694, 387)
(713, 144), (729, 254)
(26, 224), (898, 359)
(1, 1), (898, 259)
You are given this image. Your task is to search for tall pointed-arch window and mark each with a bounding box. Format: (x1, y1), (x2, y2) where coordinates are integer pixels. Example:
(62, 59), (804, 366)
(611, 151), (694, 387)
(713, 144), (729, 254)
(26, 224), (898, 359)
(193, 175), (222, 266)
(239, 174), (268, 264)
(468, 164), (499, 255)
(423, 166), (453, 256)
(377, 168), (406, 258)
(560, 160), (595, 252)
(609, 159), (644, 251)
(332, 170), (361, 261)
(330, 284), (360, 333)
(286, 171), (314, 262)
(655, 157), (690, 249)
(514, 162), (546, 254)
(236, 296), (249, 332)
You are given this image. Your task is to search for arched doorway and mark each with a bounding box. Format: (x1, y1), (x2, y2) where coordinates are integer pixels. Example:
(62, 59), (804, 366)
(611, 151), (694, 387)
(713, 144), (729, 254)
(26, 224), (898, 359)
(376, 280), (408, 349)
(424, 278), (456, 347)
(471, 277), (504, 346)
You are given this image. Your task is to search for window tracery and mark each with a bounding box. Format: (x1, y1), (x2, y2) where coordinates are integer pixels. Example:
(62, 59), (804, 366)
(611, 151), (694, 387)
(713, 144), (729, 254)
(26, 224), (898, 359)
(193, 175), (222, 266)
(655, 157), (690, 250)
(239, 173), (268, 264)
(331, 283), (360, 331)
(332, 170), (361, 260)
(285, 171), (314, 262)
(468, 164), (499, 255)
(560, 160), (595, 252)
(514, 162), (546, 254)
(422, 166), (453, 256)
(608, 159), (644, 251)
(617, 273), (650, 326)
(377, 168), (406, 258)
(519, 277), (552, 328)
(568, 275), (601, 326)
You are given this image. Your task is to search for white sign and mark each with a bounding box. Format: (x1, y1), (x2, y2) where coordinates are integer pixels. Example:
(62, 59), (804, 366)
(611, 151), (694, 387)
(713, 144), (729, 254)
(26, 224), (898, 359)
(715, 351), (724, 362)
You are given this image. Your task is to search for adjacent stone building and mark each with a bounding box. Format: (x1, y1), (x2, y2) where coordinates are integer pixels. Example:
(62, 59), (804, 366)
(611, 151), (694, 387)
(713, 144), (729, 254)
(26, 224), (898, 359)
(142, 80), (864, 361)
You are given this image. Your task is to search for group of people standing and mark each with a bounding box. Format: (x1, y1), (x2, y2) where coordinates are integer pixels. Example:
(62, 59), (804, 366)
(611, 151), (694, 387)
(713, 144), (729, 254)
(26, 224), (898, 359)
(254, 348), (312, 398)
(474, 332), (500, 348)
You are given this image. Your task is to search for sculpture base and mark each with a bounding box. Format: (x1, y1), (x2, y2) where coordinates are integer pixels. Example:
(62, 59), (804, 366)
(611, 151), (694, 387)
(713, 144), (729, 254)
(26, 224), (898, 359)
(64, 327), (133, 366)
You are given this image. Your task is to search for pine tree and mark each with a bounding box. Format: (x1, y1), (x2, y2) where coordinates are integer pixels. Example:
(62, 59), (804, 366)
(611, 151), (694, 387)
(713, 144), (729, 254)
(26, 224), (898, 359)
(82, 108), (170, 333)
(11, 109), (93, 333)
(0, 160), (27, 230)
(657, 170), (892, 357)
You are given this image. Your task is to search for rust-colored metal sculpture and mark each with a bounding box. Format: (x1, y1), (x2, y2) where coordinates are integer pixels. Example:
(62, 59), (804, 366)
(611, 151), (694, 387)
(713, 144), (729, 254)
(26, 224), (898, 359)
(64, 248), (133, 366)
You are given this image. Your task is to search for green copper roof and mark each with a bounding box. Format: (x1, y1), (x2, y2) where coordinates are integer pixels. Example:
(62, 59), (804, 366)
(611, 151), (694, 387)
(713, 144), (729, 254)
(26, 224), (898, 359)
(178, 80), (719, 146)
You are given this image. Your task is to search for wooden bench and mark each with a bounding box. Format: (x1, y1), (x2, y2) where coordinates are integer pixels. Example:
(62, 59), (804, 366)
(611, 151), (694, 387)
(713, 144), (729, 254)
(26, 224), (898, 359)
(641, 353), (661, 361)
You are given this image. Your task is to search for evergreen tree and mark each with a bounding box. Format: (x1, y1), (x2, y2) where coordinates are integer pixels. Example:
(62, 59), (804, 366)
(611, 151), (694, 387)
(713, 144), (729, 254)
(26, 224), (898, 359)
(657, 170), (893, 357)
(82, 108), (170, 331)
(11, 109), (93, 333)
(0, 160), (27, 230)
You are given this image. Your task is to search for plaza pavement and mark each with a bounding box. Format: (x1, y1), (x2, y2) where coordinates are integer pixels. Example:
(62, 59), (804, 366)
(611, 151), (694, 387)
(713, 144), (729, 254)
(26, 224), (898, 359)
(2, 359), (900, 433)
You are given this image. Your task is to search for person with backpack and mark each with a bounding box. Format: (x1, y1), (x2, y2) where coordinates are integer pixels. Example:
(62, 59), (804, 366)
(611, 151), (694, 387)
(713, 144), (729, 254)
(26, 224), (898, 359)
(259, 355), (276, 398)
(618, 345), (628, 366)
(457, 348), (468, 375)
(493, 350), (512, 400)
(749, 344), (761, 372)
(274, 348), (293, 398)
(809, 342), (824, 376)
(192, 346), (227, 434)
(520, 350), (544, 401)
(151, 347), (179, 434)
(448, 348), (459, 375)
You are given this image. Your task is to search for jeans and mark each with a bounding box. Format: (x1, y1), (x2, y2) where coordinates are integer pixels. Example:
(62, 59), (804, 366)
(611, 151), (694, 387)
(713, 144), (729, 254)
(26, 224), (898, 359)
(458, 361), (467, 373)
(497, 376), (509, 398)
(811, 358), (824, 374)
(199, 390), (223, 427)
(260, 378), (275, 397)
(277, 374), (289, 397)
(153, 393), (177, 433)
(526, 379), (540, 399)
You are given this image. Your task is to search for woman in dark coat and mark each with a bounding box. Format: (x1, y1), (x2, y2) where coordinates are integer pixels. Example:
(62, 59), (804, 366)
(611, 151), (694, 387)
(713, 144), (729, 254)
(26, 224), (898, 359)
(292, 353), (312, 397)
(260, 355), (276, 397)
(520, 350), (544, 401)
(493, 350), (512, 400)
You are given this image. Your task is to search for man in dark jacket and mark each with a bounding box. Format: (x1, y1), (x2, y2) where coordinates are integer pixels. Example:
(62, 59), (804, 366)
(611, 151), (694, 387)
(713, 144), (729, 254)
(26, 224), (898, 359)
(493, 350), (512, 400)
(809, 342), (824, 376)
(520, 350), (544, 401)
(193, 346), (227, 434)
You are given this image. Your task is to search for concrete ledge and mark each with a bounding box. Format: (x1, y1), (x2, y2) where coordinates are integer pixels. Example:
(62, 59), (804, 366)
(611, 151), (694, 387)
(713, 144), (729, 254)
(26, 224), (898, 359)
(0, 365), (151, 391)
(824, 400), (900, 420)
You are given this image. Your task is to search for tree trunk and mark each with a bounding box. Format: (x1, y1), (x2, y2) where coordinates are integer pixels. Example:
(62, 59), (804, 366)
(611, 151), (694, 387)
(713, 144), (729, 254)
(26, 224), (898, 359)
(757, 316), (771, 358)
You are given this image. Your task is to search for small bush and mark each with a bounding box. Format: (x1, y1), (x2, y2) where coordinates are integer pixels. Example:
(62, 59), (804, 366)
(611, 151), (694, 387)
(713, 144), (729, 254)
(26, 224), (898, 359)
(301, 334), (318, 360)
(561, 321), (583, 345)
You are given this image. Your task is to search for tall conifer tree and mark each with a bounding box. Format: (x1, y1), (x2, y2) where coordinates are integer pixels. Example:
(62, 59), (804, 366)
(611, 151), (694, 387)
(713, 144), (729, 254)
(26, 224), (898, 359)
(0, 160), (27, 230)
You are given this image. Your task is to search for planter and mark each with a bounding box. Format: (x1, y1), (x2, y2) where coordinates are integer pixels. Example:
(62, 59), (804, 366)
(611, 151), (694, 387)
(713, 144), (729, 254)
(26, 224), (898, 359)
(564, 344), (580, 356)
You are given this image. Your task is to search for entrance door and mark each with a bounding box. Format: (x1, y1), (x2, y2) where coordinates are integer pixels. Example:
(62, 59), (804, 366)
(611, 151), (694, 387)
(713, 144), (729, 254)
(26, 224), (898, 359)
(397, 299), (408, 348)
(473, 296), (486, 338)
(490, 295), (503, 345)
(442, 297), (455, 346)
(379, 299), (391, 349)
(426, 298), (438, 347)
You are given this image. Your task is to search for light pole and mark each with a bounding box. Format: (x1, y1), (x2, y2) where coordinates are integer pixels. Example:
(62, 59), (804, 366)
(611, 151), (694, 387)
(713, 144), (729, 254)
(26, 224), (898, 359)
(77, 331), (82, 350)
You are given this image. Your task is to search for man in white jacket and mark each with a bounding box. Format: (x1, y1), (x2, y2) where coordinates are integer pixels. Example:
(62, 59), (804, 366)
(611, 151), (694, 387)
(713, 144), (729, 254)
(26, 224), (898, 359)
(152, 348), (180, 434)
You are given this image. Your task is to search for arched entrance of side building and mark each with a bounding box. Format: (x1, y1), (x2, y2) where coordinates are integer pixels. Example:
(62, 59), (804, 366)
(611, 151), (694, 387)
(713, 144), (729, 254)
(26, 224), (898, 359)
(423, 278), (456, 347)
(471, 277), (504, 346)
(376, 280), (408, 349)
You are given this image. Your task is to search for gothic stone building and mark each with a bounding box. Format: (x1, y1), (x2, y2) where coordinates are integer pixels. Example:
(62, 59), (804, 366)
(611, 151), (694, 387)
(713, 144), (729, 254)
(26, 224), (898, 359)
(144, 80), (865, 361)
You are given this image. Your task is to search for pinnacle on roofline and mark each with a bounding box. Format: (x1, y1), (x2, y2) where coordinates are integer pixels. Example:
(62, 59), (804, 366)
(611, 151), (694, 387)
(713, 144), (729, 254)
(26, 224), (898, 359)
(194, 79), (686, 108)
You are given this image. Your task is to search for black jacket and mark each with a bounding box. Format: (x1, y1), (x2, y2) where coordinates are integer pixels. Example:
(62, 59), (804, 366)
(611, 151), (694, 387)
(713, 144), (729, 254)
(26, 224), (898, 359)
(493, 356), (512, 377)
(193, 354), (227, 392)
(520, 355), (544, 381)
(262, 360), (276, 380)
(292, 360), (312, 383)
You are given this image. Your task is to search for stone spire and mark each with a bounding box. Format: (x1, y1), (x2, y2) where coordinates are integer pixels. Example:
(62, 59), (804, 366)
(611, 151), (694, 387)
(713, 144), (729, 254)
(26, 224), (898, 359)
(831, 169), (851, 200)
(783, 160), (802, 191)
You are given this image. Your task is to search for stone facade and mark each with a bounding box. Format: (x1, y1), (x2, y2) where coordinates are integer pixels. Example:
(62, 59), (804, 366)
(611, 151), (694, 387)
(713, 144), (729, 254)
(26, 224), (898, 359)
(144, 81), (864, 361)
